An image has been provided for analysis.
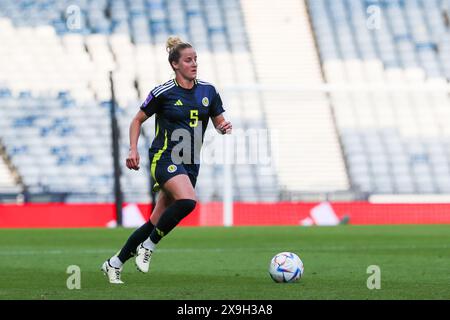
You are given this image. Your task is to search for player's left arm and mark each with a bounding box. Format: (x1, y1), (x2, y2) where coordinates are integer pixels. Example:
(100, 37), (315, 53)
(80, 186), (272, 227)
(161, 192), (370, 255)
(209, 90), (231, 134)
(212, 114), (232, 135)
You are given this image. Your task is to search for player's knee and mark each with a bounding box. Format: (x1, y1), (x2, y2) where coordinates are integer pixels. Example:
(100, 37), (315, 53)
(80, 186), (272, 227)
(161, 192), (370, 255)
(179, 199), (197, 212)
(174, 199), (197, 220)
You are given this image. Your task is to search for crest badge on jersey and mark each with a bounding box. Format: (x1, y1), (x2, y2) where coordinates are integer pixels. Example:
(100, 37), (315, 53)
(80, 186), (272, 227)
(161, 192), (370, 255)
(167, 164), (177, 173)
(202, 97), (209, 107)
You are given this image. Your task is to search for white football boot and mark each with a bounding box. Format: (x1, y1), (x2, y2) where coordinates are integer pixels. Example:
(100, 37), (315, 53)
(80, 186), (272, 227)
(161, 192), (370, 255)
(135, 243), (153, 273)
(101, 260), (124, 284)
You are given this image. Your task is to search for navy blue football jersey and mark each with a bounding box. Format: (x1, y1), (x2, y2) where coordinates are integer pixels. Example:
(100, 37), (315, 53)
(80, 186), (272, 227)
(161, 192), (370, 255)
(140, 79), (225, 164)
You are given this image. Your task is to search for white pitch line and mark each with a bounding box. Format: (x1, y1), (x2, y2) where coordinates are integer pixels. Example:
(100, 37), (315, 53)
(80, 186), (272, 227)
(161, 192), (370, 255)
(0, 244), (448, 256)
(0, 248), (250, 256)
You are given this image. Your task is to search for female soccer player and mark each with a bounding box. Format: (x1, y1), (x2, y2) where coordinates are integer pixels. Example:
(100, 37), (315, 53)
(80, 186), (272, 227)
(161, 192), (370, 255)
(102, 36), (232, 284)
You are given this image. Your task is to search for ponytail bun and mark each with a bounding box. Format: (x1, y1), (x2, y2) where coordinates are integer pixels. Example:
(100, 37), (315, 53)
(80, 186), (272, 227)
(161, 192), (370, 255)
(166, 36), (184, 53)
(166, 36), (193, 70)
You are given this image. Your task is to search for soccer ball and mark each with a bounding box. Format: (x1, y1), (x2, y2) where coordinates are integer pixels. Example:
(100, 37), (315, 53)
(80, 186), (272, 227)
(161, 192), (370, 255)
(269, 252), (304, 283)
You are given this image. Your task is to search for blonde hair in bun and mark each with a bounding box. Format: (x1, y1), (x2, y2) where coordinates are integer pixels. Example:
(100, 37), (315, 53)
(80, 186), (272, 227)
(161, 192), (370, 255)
(166, 35), (193, 70)
(166, 36), (184, 53)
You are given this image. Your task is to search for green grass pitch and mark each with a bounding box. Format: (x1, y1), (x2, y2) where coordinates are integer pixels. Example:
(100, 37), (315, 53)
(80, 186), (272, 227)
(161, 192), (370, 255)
(0, 225), (449, 300)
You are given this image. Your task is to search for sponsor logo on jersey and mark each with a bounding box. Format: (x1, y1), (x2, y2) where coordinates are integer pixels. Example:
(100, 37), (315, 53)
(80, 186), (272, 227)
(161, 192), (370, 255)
(167, 164), (177, 173)
(174, 99), (183, 106)
(202, 97), (209, 107)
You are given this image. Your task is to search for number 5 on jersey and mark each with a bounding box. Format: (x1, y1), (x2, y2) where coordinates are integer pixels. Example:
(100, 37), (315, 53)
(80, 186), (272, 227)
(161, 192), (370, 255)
(190, 110), (198, 127)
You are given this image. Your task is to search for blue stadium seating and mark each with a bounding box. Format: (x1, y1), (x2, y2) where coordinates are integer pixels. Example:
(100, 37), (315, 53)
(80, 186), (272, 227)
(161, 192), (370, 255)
(0, 0), (278, 203)
(308, 0), (450, 194)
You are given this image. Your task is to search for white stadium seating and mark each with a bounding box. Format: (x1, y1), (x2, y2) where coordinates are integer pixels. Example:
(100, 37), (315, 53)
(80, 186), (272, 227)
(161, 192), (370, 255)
(1, 0), (450, 203)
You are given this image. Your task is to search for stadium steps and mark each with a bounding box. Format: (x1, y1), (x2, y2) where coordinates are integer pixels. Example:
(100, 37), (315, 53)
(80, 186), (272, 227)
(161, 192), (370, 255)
(240, 0), (349, 192)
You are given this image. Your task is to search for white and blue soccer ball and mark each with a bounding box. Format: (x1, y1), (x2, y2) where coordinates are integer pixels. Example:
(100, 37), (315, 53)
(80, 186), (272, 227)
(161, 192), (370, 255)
(269, 252), (304, 283)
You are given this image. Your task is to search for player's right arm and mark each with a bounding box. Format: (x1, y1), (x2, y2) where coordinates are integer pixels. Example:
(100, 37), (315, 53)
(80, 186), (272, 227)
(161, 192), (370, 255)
(126, 110), (149, 171)
(126, 90), (162, 171)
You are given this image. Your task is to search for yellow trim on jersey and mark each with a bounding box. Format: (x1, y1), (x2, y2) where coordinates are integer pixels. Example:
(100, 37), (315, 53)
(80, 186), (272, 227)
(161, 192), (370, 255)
(174, 78), (198, 86)
(151, 130), (168, 182)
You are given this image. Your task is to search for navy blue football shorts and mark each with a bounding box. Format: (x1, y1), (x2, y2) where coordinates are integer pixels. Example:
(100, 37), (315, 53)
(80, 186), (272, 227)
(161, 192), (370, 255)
(149, 153), (199, 192)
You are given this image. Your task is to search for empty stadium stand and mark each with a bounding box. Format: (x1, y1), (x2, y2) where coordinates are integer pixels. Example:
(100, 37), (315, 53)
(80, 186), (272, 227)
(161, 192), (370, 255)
(308, 0), (450, 194)
(0, 155), (20, 196)
(241, 0), (349, 193)
(0, 0), (280, 203)
(1, 0), (449, 205)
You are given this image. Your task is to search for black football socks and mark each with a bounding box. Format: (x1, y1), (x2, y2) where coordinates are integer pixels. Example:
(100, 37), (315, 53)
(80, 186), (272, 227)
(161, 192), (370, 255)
(117, 220), (155, 263)
(149, 199), (197, 244)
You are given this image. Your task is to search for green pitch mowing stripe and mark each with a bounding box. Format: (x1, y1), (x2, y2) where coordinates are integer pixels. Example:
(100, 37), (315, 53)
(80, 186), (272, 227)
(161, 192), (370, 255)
(0, 226), (449, 300)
